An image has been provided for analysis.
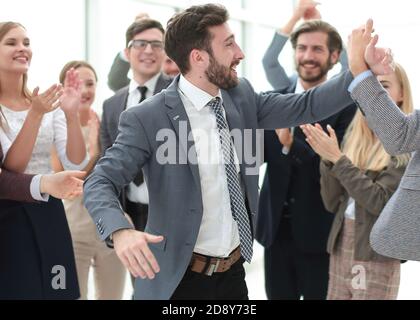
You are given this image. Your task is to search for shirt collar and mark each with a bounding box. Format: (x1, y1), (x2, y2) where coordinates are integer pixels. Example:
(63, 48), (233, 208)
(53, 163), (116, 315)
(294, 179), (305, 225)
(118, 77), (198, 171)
(178, 75), (223, 111)
(129, 72), (161, 94)
(295, 78), (305, 94)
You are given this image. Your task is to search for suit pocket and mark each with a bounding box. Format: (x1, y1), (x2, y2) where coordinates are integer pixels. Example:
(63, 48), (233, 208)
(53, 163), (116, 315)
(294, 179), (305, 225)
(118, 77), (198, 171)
(400, 175), (420, 191)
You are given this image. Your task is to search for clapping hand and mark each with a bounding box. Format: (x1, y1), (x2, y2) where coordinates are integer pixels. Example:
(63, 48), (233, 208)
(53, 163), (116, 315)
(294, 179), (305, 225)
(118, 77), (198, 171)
(365, 35), (395, 75)
(60, 68), (82, 117)
(348, 19), (394, 76)
(292, 0), (321, 21)
(300, 123), (343, 163)
(30, 84), (63, 116)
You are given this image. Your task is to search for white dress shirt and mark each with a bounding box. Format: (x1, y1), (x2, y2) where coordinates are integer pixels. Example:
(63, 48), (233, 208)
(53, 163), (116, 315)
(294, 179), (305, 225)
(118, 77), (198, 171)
(178, 75), (241, 258)
(345, 198), (356, 220)
(125, 73), (161, 205)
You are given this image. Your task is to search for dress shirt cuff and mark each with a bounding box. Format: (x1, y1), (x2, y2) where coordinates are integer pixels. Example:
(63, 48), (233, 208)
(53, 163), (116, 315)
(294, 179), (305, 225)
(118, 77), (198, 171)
(30, 174), (49, 202)
(281, 145), (290, 155)
(275, 30), (290, 38)
(348, 70), (373, 93)
(61, 153), (90, 171)
(119, 50), (128, 62)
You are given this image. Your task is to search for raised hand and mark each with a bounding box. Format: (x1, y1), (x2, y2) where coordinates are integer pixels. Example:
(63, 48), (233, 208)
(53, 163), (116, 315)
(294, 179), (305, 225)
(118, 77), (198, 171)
(294, 0), (320, 20)
(113, 229), (164, 279)
(40, 170), (86, 200)
(303, 6), (321, 20)
(300, 123), (343, 163)
(275, 128), (294, 149)
(365, 35), (395, 75)
(60, 68), (82, 117)
(30, 84), (63, 116)
(347, 19), (374, 76)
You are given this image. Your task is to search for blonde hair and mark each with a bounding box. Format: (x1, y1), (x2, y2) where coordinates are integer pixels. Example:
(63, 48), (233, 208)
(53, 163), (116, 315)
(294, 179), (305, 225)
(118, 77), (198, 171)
(0, 21), (32, 103)
(342, 63), (413, 171)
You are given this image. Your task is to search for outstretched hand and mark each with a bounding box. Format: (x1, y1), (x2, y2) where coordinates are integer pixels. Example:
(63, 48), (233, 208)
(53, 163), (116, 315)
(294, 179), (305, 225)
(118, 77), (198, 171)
(40, 170), (86, 199)
(113, 229), (164, 279)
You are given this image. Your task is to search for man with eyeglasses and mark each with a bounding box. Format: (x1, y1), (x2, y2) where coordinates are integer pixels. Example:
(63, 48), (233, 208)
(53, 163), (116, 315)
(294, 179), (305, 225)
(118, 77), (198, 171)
(107, 14), (179, 92)
(100, 19), (173, 284)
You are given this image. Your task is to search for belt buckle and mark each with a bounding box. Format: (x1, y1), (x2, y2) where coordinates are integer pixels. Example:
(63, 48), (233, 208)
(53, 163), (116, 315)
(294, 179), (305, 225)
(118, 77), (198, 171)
(205, 260), (221, 276)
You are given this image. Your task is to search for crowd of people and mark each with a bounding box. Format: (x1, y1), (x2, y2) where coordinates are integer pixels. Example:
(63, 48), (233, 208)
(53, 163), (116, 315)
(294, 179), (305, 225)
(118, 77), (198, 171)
(1, 0), (419, 300)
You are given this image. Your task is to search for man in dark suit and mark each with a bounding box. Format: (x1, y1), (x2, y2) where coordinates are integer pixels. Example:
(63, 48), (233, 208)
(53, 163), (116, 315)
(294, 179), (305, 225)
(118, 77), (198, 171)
(256, 18), (357, 299)
(100, 18), (173, 235)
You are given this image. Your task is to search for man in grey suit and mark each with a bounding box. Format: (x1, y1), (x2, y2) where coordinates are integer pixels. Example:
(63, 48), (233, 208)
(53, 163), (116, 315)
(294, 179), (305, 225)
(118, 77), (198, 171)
(84, 6), (389, 299)
(100, 18), (173, 235)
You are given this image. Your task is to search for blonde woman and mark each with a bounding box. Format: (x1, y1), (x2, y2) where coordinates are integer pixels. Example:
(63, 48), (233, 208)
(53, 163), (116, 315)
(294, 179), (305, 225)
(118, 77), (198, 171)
(301, 63), (412, 299)
(51, 61), (126, 300)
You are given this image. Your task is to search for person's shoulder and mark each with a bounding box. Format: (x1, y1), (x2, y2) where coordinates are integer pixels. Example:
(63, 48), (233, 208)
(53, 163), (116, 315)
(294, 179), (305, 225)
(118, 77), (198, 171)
(103, 86), (129, 109)
(127, 91), (166, 118)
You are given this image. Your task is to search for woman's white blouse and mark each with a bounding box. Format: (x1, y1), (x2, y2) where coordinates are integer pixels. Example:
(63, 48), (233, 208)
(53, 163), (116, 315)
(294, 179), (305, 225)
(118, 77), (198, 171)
(0, 106), (89, 175)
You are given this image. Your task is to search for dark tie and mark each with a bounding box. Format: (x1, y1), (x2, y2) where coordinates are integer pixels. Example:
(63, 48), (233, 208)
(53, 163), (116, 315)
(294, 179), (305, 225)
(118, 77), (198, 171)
(138, 86), (148, 104)
(207, 97), (253, 262)
(133, 86), (148, 186)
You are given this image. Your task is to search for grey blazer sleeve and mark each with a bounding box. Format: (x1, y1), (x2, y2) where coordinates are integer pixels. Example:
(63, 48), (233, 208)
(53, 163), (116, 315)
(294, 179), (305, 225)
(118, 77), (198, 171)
(254, 70), (355, 129)
(350, 75), (420, 154)
(83, 109), (150, 240)
(262, 32), (292, 91)
(107, 52), (130, 92)
(339, 48), (349, 73)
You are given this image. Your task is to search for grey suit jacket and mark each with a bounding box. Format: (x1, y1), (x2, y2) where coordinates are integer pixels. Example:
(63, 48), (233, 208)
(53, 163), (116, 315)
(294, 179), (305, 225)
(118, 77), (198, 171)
(350, 75), (420, 261)
(107, 53), (130, 92)
(84, 71), (354, 299)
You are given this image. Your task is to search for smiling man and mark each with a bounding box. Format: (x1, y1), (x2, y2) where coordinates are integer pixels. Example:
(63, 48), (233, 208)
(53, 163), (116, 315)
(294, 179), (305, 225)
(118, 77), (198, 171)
(100, 18), (172, 252)
(258, 2), (356, 300)
(84, 5), (387, 300)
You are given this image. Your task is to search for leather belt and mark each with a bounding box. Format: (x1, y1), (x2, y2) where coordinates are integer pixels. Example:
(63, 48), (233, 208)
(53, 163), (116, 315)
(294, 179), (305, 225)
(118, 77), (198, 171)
(190, 247), (242, 276)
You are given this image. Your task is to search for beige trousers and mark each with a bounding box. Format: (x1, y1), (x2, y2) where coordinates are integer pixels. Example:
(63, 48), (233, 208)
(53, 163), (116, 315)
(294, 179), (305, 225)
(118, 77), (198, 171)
(73, 238), (126, 300)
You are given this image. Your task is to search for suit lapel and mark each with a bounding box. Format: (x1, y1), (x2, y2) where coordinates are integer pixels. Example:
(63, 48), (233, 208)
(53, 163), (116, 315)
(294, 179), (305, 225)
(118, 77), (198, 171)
(164, 77), (202, 192)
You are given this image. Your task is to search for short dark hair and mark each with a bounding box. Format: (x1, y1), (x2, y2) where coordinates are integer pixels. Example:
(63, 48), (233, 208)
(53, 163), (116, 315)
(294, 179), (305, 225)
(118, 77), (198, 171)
(290, 20), (343, 54)
(125, 18), (165, 47)
(59, 60), (98, 85)
(165, 4), (229, 74)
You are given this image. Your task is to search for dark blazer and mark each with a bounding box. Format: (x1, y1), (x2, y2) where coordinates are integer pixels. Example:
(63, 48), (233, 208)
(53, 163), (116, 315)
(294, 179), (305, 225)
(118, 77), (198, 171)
(256, 83), (357, 253)
(0, 147), (79, 299)
(84, 71), (356, 299)
(0, 145), (34, 202)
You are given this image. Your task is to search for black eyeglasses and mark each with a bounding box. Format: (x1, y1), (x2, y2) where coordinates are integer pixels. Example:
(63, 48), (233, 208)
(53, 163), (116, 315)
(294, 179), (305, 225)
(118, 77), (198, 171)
(127, 39), (164, 51)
